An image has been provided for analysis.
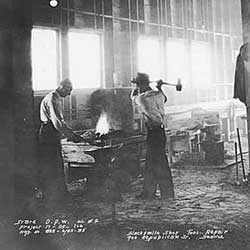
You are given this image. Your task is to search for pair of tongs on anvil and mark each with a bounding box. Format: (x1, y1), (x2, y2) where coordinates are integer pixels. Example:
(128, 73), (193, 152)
(110, 136), (146, 163)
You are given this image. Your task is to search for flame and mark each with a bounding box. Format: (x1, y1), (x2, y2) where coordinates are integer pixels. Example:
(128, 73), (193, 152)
(95, 111), (110, 135)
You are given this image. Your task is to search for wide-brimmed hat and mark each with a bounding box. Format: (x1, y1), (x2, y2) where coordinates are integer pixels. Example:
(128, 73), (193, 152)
(131, 72), (150, 85)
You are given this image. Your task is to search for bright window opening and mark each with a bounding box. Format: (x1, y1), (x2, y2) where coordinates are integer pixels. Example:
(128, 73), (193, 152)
(68, 31), (102, 88)
(191, 42), (211, 88)
(137, 37), (163, 82)
(166, 39), (188, 85)
(31, 28), (57, 90)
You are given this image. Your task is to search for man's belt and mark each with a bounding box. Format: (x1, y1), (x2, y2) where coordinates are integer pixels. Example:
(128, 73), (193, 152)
(40, 121), (56, 130)
(146, 123), (164, 130)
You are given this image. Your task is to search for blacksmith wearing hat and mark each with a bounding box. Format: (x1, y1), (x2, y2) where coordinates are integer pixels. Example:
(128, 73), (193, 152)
(131, 72), (174, 199)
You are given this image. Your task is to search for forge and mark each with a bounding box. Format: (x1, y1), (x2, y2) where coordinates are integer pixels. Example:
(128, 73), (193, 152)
(62, 108), (146, 192)
(79, 109), (137, 147)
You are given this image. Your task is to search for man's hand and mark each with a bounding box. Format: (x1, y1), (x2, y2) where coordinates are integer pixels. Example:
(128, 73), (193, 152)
(131, 88), (139, 97)
(72, 134), (83, 143)
(156, 80), (163, 90)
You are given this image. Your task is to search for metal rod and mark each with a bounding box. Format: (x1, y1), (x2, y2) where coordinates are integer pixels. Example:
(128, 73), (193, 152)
(237, 128), (246, 179)
(225, 160), (243, 169)
(235, 142), (238, 181)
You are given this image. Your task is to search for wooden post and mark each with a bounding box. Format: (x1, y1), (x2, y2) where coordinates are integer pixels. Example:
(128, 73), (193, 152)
(0, 2), (33, 249)
(0, 1), (15, 219)
(241, 0), (250, 176)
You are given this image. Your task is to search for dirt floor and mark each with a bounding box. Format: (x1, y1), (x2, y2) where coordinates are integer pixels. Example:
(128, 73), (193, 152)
(4, 138), (250, 250)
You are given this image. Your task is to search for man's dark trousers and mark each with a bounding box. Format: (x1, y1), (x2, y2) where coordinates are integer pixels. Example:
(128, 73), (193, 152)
(38, 122), (66, 206)
(143, 125), (174, 199)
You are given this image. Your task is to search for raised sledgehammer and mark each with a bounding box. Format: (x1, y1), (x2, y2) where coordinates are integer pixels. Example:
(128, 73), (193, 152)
(131, 77), (182, 91)
(153, 78), (182, 91)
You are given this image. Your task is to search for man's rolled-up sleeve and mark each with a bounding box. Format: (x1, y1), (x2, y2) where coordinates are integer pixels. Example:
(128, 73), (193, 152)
(49, 96), (76, 140)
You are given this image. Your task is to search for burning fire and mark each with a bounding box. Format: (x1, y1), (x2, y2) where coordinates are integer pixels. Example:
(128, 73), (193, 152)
(95, 110), (122, 135)
(95, 111), (110, 135)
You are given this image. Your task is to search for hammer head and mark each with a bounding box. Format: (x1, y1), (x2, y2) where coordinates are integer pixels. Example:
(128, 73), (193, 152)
(176, 78), (182, 91)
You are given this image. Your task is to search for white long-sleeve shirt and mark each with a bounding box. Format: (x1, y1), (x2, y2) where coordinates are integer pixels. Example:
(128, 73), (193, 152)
(132, 90), (166, 127)
(40, 90), (76, 140)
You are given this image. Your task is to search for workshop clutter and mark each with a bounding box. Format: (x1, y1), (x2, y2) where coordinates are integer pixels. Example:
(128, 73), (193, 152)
(200, 125), (224, 165)
(166, 108), (224, 166)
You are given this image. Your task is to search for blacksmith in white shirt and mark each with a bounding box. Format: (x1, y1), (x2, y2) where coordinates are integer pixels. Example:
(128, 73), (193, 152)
(131, 73), (174, 199)
(38, 78), (82, 208)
